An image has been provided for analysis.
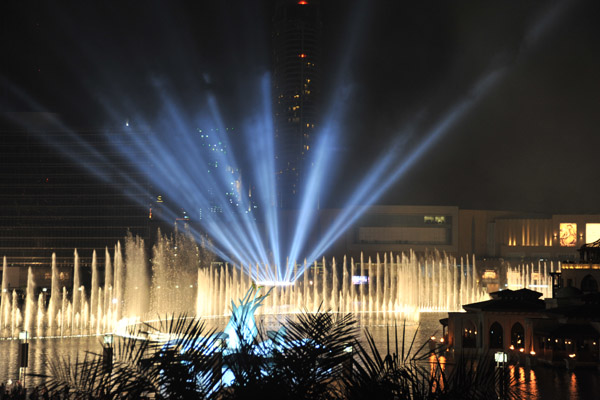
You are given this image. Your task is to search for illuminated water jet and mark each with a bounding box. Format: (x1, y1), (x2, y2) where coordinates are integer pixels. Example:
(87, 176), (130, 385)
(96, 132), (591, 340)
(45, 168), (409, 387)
(0, 234), (488, 338)
(506, 260), (557, 298)
(197, 251), (488, 324)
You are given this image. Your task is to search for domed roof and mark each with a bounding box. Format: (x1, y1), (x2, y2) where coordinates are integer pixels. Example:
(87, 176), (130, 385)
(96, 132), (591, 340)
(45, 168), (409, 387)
(555, 286), (583, 299)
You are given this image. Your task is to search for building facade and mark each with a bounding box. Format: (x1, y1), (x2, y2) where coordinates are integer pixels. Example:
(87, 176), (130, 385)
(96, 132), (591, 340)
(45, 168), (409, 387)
(0, 113), (151, 287)
(458, 210), (600, 262)
(272, 0), (322, 209)
(316, 205), (600, 264)
(445, 287), (600, 367)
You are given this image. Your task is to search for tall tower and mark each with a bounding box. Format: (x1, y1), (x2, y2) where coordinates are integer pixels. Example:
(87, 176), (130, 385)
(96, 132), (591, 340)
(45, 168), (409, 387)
(272, 0), (322, 209)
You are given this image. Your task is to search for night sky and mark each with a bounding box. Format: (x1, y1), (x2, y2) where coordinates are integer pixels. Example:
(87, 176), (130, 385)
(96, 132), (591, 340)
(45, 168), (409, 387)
(2, 0), (599, 214)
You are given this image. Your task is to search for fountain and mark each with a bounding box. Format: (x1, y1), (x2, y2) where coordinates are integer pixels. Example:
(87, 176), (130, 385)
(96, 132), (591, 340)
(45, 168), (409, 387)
(506, 260), (558, 298)
(0, 231), (488, 339)
(197, 251), (487, 325)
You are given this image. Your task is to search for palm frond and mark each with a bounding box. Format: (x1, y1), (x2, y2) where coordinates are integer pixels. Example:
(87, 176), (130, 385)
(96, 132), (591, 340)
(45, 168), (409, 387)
(40, 314), (223, 399)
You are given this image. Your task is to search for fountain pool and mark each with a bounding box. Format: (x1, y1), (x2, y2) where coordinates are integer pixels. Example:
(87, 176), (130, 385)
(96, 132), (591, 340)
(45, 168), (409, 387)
(0, 233), (487, 340)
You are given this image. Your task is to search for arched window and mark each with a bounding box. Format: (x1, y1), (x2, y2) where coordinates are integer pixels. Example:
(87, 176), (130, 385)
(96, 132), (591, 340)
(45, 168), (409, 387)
(510, 322), (525, 349)
(462, 319), (477, 348)
(489, 322), (503, 349)
(581, 275), (598, 293)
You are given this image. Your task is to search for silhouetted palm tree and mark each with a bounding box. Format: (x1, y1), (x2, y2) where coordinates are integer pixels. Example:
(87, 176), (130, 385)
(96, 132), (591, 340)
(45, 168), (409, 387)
(221, 307), (357, 400)
(40, 316), (223, 399)
(38, 298), (525, 399)
(343, 324), (525, 400)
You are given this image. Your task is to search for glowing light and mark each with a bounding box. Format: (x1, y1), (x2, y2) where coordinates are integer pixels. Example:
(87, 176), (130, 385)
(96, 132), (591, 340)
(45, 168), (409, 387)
(586, 223), (600, 243)
(494, 352), (507, 363)
(530, 350), (536, 356)
(560, 223), (577, 247)
(568, 353), (576, 358)
(9, 0), (568, 287)
(255, 280), (294, 287)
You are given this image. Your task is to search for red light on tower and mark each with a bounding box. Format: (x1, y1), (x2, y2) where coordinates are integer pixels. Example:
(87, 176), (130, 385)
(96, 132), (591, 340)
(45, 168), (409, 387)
(299, 53), (307, 58)
(298, 1), (308, 4)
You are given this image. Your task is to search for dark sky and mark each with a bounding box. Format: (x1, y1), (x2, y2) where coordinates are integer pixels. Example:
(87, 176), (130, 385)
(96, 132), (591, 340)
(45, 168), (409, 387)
(2, 0), (599, 214)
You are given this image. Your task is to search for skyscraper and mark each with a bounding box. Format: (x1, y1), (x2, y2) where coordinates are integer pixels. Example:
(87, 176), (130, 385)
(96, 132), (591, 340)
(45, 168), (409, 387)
(272, 0), (322, 209)
(0, 113), (151, 282)
(196, 126), (250, 219)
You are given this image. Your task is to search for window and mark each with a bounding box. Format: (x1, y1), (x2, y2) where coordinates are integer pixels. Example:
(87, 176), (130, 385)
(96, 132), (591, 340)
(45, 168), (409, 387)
(581, 275), (598, 293)
(510, 322), (525, 348)
(462, 320), (477, 348)
(424, 216), (447, 224)
(489, 322), (503, 349)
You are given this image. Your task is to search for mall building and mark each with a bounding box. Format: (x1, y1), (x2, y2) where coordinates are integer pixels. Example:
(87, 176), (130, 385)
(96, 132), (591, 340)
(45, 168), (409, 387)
(320, 205), (600, 263)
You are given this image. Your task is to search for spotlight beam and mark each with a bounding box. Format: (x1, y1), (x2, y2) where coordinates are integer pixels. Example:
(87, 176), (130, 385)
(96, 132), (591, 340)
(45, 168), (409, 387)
(284, 129), (335, 281)
(283, 0), (375, 279)
(298, 1), (572, 272)
(304, 67), (506, 268)
(4, 0), (572, 285)
(245, 74), (282, 274)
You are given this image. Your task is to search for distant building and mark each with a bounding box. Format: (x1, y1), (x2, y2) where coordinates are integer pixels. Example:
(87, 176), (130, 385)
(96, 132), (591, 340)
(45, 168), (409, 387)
(0, 113), (151, 286)
(196, 127), (257, 220)
(319, 205), (460, 258)
(197, 127), (242, 218)
(317, 206), (600, 263)
(444, 287), (600, 367)
(457, 210), (600, 262)
(157, 126), (258, 235)
(557, 238), (600, 293)
(272, 0), (322, 209)
(444, 242), (600, 368)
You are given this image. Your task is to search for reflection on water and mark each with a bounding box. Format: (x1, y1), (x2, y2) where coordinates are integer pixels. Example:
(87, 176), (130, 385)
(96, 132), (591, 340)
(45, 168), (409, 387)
(521, 366), (600, 400)
(0, 336), (98, 387)
(509, 365), (538, 398)
(529, 368), (538, 398)
(0, 313), (597, 400)
(361, 312), (444, 359)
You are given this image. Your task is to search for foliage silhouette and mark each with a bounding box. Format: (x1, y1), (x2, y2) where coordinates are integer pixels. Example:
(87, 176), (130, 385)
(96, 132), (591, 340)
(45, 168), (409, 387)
(36, 292), (526, 399)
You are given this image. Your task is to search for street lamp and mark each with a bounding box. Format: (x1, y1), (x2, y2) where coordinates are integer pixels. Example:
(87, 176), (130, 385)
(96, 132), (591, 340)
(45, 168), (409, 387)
(494, 351), (507, 399)
(18, 331), (29, 388)
(103, 334), (114, 374)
